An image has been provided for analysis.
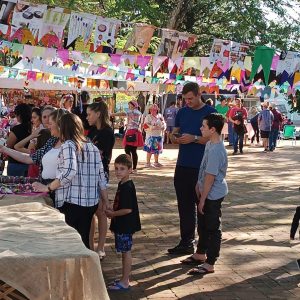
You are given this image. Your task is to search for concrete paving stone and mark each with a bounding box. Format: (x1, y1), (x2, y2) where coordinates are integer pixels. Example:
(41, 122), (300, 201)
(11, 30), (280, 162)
(102, 145), (300, 300)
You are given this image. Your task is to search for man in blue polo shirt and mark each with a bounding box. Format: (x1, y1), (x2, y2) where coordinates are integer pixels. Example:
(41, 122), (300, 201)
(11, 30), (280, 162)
(168, 82), (216, 255)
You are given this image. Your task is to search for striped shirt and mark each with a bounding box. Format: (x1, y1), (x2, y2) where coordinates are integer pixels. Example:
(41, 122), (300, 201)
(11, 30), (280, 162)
(55, 140), (107, 208)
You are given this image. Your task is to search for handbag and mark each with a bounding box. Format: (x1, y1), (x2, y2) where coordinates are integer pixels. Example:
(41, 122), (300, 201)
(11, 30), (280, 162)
(126, 133), (137, 142)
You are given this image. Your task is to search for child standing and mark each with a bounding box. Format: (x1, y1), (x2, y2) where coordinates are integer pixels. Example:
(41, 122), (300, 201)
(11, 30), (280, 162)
(188, 113), (228, 275)
(106, 154), (141, 290)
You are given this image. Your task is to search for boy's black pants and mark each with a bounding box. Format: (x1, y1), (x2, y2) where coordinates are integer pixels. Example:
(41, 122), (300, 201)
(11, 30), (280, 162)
(290, 206), (300, 238)
(60, 202), (98, 249)
(196, 198), (223, 265)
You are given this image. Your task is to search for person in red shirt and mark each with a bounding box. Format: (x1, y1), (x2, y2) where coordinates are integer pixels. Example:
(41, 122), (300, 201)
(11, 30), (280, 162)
(228, 98), (248, 154)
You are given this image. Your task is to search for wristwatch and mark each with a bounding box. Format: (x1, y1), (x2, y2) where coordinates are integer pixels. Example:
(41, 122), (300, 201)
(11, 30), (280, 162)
(194, 135), (199, 143)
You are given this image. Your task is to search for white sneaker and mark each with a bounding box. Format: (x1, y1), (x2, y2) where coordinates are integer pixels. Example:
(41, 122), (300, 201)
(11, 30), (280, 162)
(144, 163), (151, 168)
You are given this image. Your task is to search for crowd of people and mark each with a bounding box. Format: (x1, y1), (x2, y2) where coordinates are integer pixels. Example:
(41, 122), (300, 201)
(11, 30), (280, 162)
(0, 82), (296, 291)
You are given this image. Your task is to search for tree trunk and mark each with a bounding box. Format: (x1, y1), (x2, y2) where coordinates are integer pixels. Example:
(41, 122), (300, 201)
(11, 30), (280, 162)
(167, 0), (185, 30)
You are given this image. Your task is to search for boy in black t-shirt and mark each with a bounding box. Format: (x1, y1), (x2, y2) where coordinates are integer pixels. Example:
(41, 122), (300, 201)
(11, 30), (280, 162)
(105, 154), (141, 291)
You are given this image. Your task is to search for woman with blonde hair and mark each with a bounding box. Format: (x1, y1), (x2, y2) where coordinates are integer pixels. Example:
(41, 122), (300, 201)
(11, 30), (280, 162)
(32, 114), (109, 249)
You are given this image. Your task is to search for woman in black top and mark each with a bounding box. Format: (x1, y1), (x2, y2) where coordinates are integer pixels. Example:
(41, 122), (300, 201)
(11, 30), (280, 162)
(87, 101), (115, 258)
(7, 104), (32, 176)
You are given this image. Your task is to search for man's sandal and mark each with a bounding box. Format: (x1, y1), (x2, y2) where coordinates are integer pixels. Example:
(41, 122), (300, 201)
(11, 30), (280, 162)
(188, 265), (215, 275)
(181, 255), (205, 265)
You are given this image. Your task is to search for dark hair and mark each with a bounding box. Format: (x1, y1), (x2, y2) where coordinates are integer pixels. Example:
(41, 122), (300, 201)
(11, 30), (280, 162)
(14, 103), (32, 132)
(59, 113), (86, 152)
(94, 96), (103, 103)
(182, 82), (200, 96)
(32, 107), (42, 122)
(88, 102), (111, 129)
(115, 154), (132, 169)
(170, 101), (176, 106)
(206, 99), (213, 106)
(203, 113), (225, 135)
(81, 91), (90, 104)
(36, 129), (51, 150)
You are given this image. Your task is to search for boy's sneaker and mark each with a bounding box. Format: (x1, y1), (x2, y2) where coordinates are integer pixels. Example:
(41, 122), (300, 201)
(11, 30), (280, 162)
(167, 244), (194, 255)
(240, 150), (244, 154)
(232, 151), (238, 155)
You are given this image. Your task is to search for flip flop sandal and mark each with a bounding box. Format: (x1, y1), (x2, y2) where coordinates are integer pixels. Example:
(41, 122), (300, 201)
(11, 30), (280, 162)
(181, 255), (205, 265)
(108, 282), (131, 291)
(188, 265), (215, 275)
(108, 279), (120, 285)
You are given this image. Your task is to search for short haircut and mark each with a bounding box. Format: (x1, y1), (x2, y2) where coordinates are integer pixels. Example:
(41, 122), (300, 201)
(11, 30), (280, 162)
(204, 113), (225, 135)
(115, 154), (132, 169)
(170, 101), (176, 105)
(182, 82), (200, 96)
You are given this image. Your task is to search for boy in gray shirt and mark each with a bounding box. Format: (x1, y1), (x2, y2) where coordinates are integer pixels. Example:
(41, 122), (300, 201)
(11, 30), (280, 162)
(187, 113), (228, 275)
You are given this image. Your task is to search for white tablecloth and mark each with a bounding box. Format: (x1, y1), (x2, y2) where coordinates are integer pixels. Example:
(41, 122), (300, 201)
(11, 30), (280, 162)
(0, 203), (109, 300)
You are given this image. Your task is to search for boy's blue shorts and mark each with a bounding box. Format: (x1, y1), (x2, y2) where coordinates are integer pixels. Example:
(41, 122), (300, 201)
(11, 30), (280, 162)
(115, 233), (133, 253)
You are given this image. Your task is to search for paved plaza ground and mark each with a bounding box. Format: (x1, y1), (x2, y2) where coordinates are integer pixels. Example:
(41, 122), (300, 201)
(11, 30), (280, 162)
(101, 140), (300, 300)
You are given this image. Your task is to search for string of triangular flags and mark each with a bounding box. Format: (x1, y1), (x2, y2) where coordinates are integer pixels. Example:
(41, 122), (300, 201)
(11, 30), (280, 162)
(0, 0), (197, 59)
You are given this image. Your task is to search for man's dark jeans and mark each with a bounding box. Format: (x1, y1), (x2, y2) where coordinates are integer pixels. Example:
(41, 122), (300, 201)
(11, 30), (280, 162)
(269, 129), (279, 150)
(233, 131), (244, 152)
(196, 198), (223, 265)
(174, 165), (199, 246)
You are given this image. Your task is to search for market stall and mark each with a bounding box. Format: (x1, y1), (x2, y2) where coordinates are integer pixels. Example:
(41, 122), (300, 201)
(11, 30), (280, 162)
(0, 202), (109, 300)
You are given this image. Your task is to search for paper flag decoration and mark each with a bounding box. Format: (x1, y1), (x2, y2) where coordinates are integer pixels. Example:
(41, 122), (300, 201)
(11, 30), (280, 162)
(152, 56), (168, 74)
(67, 12), (96, 46)
(276, 51), (300, 76)
(136, 55), (151, 69)
(250, 46), (275, 85)
(209, 39), (249, 68)
(171, 32), (197, 60)
(11, 1), (47, 39)
(124, 23), (155, 56)
(94, 17), (121, 51)
(155, 29), (179, 58)
(183, 57), (201, 71)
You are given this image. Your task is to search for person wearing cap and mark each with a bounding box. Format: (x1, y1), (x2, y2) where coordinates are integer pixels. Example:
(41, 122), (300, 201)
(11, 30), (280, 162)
(111, 100), (144, 173)
(143, 103), (166, 167)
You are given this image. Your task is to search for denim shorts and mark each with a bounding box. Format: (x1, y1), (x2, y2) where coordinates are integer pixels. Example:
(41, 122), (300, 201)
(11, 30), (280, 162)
(115, 233), (133, 253)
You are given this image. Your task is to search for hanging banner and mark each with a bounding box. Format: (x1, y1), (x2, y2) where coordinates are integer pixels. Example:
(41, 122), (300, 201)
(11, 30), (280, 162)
(38, 6), (70, 48)
(276, 51), (300, 76)
(124, 23), (155, 56)
(10, 1), (46, 39)
(171, 32), (197, 60)
(67, 12), (96, 46)
(0, 0), (17, 34)
(155, 29), (179, 58)
(94, 17), (121, 51)
(209, 39), (249, 68)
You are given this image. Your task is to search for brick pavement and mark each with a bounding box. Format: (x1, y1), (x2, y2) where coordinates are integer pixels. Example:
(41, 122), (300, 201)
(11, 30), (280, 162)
(100, 141), (300, 300)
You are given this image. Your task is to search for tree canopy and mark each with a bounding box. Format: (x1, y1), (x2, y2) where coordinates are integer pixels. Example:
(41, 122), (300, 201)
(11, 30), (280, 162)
(31, 0), (300, 55)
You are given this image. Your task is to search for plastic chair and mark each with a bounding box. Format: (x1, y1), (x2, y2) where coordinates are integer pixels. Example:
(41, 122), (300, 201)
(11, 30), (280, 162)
(279, 125), (296, 146)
